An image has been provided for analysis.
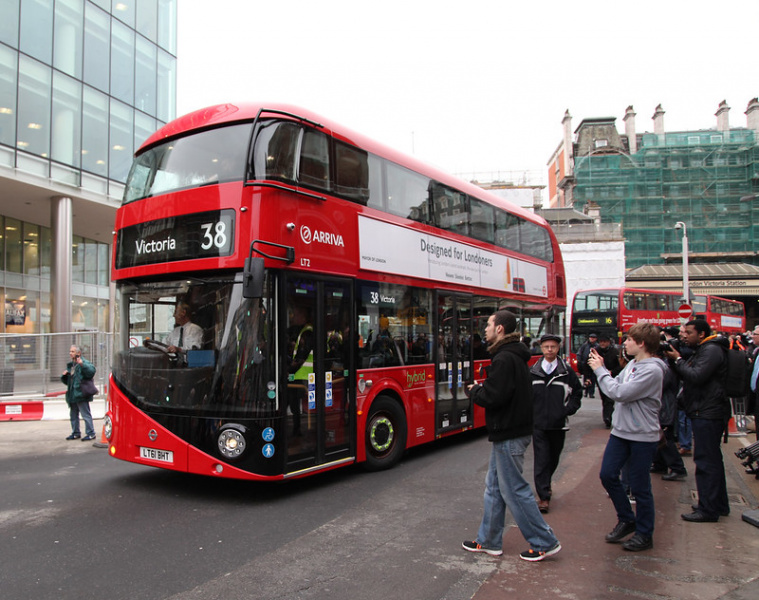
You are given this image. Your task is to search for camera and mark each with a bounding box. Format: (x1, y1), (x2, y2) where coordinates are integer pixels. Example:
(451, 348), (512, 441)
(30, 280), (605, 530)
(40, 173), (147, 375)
(660, 341), (672, 352)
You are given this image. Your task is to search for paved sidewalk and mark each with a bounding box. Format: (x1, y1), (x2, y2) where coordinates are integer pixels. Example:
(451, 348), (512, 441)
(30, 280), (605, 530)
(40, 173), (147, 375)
(469, 428), (759, 600)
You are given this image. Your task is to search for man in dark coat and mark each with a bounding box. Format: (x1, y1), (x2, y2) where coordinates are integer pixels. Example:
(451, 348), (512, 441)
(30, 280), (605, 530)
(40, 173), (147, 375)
(462, 310), (561, 562)
(61, 344), (97, 441)
(530, 333), (583, 513)
(595, 334), (622, 427)
(665, 319), (730, 522)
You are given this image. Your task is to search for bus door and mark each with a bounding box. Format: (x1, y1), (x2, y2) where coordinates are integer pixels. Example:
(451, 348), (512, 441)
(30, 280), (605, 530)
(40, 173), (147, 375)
(435, 293), (474, 433)
(283, 275), (354, 474)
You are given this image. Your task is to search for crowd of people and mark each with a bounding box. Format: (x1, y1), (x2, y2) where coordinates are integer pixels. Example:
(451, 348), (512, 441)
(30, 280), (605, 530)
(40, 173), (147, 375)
(463, 310), (758, 561)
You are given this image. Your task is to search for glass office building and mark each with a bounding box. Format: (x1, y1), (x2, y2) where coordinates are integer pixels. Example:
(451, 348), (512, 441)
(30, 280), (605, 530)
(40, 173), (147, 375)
(0, 0), (177, 334)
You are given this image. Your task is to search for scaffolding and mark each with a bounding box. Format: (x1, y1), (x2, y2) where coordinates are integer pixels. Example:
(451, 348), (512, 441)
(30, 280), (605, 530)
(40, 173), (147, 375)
(571, 129), (759, 269)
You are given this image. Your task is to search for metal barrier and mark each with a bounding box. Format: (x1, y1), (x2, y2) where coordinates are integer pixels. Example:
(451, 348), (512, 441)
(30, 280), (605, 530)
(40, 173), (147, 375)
(0, 331), (113, 398)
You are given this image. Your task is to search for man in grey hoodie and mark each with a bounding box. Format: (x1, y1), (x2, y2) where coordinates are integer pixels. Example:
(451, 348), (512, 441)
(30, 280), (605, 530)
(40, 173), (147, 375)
(589, 322), (666, 552)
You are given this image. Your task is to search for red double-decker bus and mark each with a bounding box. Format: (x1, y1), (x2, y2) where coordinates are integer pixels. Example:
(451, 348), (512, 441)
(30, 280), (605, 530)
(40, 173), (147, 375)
(569, 287), (745, 363)
(105, 103), (566, 480)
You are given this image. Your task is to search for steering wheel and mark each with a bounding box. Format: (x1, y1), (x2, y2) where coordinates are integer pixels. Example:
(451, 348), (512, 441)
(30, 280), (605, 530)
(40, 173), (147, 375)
(143, 339), (180, 362)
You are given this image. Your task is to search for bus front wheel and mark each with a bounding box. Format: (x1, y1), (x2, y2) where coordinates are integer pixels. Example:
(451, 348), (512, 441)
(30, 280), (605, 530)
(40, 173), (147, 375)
(364, 396), (406, 471)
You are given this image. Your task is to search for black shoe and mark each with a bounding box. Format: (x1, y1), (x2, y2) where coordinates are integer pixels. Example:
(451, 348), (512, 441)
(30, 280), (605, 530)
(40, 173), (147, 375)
(691, 504), (729, 516)
(681, 511), (719, 523)
(661, 472), (687, 481)
(622, 533), (653, 552)
(66, 434), (81, 440)
(81, 435), (96, 441)
(605, 520), (636, 543)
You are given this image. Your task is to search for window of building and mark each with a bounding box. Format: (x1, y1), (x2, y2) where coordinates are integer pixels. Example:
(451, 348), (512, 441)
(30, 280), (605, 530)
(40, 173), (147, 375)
(20, 0), (54, 64)
(72, 234), (84, 282)
(83, 3), (110, 92)
(54, 0), (84, 79)
(17, 56), (51, 158)
(111, 19), (135, 105)
(51, 72), (82, 168)
(97, 243), (109, 286)
(22, 222), (39, 275)
(0, 45), (17, 147)
(137, 0), (158, 42)
(687, 136), (700, 145)
(157, 0), (177, 54)
(135, 35), (157, 115)
(112, 0), (135, 27)
(156, 48), (175, 123)
(82, 86), (109, 176)
(40, 226), (51, 278)
(0, 0), (20, 46)
(134, 111), (156, 153)
(594, 139), (608, 148)
(109, 99), (134, 182)
(5, 218), (22, 272)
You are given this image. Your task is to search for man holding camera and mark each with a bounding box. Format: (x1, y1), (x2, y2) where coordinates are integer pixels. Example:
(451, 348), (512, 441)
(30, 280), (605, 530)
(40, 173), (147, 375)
(664, 319), (730, 522)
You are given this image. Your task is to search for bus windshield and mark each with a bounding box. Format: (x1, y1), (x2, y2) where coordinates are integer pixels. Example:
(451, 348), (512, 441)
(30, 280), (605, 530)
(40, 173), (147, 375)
(123, 123), (253, 204)
(572, 290), (619, 312)
(113, 273), (276, 416)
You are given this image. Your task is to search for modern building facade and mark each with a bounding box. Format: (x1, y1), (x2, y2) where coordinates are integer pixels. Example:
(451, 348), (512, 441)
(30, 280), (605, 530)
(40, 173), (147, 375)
(0, 0), (177, 335)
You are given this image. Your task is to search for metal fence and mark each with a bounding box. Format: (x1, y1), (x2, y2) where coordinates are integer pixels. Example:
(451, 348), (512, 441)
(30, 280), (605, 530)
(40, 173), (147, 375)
(0, 332), (113, 398)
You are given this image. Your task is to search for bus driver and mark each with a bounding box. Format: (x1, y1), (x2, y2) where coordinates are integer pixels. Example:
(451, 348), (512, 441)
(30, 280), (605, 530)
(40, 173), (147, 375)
(166, 301), (203, 353)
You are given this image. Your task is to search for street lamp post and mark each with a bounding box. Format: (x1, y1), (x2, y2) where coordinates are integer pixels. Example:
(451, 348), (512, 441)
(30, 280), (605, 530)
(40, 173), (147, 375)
(674, 222), (688, 303)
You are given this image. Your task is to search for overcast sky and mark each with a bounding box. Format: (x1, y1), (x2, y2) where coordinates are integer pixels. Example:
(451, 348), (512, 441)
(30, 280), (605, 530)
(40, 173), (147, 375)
(176, 0), (758, 185)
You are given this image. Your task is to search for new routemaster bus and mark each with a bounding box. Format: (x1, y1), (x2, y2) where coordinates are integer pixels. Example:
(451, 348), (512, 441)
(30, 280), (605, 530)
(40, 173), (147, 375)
(105, 103), (566, 480)
(569, 287), (745, 365)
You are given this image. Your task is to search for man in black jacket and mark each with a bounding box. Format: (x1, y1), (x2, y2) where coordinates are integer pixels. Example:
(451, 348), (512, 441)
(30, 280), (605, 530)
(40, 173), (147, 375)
(596, 334), (622, 427)
(462, 310), (561, 562)
(530, 334), (583, 513)
(665, 319), (730, 522)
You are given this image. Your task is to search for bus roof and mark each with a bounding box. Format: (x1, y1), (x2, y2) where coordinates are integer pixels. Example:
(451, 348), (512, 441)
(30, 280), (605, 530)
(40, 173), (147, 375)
(140, 102), (549, 229)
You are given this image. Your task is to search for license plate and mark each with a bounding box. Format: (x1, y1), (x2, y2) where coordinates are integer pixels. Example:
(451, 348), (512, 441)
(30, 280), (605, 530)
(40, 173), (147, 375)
(140, 446), (174, 463)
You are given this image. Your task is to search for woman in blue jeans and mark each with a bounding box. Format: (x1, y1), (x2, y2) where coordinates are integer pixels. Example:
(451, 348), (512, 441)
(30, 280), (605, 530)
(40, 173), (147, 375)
(589, 323), (666, 552)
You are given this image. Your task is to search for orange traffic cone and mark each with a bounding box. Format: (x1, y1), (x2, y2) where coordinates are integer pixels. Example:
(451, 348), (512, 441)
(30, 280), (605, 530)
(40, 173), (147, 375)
(727, 416), (745, 437)
(92, 422), (109, 448)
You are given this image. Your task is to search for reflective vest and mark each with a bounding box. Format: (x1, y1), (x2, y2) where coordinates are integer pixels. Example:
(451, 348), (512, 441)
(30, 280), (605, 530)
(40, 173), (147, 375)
(292, 324), (314, 380)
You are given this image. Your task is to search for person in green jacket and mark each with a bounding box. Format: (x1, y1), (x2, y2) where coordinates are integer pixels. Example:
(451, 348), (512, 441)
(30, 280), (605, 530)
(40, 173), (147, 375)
(61, 345), (97, 441)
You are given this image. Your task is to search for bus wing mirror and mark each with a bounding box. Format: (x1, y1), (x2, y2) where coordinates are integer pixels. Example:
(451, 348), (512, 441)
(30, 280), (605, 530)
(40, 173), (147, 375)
(243, 257), (265, 298)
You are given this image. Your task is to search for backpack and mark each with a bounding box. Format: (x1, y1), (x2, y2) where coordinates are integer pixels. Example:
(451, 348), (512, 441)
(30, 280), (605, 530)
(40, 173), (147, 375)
(722, 346), (750, 398)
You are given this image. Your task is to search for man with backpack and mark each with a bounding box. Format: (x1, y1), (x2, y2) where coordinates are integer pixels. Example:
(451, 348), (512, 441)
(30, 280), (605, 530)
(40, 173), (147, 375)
(664, 319), (730, 522)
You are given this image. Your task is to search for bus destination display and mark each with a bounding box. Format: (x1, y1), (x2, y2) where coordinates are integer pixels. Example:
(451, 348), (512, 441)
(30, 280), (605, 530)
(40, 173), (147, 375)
(116, 210), (235, 269)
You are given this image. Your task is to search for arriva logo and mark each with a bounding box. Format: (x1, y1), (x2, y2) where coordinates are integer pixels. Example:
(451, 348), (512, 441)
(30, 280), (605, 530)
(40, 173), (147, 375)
(300, 225), (344, 247)
(406, 370), (426, 388)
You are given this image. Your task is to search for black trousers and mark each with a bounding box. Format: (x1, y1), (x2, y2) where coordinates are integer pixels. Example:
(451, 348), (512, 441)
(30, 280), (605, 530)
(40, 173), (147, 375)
(691, 418), (730, 518)
(652, 425), (687, 474)
(532, 428), (567, 501)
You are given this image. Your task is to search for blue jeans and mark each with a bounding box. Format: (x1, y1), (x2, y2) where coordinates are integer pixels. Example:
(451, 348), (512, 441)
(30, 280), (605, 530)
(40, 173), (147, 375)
(476, 436), (559, 552)
(677, 410), (692, 450)
(69, 401), (95, 437)
(599, 434), (658, 537)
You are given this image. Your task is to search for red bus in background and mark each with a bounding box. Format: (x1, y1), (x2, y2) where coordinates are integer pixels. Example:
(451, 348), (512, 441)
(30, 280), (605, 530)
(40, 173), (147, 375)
(692, 295), (746, 335)
(569, 288), (746, 365)
(105, 103), (566, 481)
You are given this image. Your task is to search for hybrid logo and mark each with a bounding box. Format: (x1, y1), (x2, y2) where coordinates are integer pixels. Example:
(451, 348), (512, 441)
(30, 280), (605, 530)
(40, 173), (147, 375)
(300, 225), (344, 247)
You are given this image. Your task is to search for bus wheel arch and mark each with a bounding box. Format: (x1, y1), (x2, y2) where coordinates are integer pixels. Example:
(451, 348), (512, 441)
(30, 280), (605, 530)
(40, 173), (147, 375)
(363, 394), (407, 471)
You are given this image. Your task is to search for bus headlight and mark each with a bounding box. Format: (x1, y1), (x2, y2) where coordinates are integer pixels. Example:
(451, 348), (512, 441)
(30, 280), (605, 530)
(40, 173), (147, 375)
(218, 426), (246, 460)
(104, 415), (113, 441)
